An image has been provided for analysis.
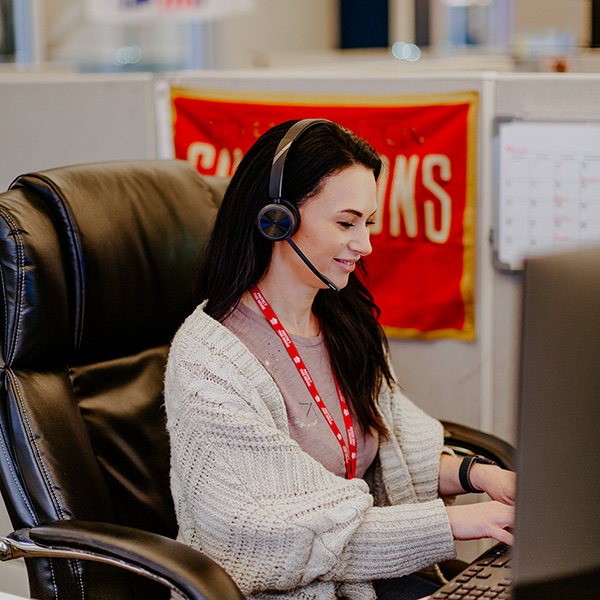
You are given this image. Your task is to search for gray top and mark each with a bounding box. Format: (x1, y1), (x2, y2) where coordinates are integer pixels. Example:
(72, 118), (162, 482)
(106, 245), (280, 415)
(224, 302), (379, 479)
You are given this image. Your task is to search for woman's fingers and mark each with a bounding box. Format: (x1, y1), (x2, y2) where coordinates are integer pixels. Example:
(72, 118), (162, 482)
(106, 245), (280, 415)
(491, 525), (515, 546)
(446, 501), (515, 544)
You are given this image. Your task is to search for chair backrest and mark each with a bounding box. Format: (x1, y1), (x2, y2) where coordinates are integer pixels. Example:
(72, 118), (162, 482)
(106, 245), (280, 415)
(0, 160), (227, 600)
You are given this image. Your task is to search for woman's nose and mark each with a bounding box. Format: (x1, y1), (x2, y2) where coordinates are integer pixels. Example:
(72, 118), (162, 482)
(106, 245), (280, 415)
(351, 225), (372, 257)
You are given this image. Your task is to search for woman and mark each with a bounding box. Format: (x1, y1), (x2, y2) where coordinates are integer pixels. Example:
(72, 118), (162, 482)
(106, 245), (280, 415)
(164, 119), (515, 600)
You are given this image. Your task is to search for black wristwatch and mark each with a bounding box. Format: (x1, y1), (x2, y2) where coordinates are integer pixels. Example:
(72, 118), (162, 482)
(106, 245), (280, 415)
(459, 455), (496, 493)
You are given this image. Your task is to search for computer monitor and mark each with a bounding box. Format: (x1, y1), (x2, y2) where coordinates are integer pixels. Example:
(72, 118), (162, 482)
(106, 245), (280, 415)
(512, 245), (600, 599)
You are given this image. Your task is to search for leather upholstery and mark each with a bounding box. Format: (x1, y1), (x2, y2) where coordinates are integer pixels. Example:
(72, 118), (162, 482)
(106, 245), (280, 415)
(0, 160), (227, 599)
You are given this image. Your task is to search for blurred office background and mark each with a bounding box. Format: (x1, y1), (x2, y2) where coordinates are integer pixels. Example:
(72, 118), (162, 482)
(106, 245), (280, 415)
(1, 1), (600, 597)
(1, 0), (599, 73)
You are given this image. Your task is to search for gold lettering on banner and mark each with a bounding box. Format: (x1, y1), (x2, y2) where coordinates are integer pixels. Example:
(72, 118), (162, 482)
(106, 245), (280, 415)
(382, 153), (453, 244)
(389, 155), (419, 238)
(215, 148), (231, 177)
(186, 144), (453, 245)
(422, 154), (452, 244)
(187, 143), (243, 177)
(188, 142), (216, 170)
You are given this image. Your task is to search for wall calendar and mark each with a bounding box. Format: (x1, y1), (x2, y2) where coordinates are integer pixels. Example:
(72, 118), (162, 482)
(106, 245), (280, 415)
(494, 119), (600, 270)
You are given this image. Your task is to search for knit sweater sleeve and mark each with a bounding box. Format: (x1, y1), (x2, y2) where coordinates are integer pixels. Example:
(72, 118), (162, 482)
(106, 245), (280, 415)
(379, 377), (449, 505)
(165, 309), (455, 596)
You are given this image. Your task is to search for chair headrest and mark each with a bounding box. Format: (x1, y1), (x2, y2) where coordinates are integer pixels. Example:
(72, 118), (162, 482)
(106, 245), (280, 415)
(1, 160), (225, 367)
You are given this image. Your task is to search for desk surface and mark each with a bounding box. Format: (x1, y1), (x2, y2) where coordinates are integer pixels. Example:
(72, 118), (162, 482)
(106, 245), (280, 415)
(0, 593), (28, 600)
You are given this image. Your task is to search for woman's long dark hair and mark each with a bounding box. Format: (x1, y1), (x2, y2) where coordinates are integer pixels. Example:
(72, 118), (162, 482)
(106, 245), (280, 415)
(196, 120), (393, 438)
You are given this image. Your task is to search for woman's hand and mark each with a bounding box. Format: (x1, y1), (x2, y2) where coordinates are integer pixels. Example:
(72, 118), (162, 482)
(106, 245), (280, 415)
(446, 501), (515, 545)
(470, 464), (516, 506)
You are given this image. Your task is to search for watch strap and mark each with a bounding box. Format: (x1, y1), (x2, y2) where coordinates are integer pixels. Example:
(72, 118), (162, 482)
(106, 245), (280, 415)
(459, 455), (496, 493)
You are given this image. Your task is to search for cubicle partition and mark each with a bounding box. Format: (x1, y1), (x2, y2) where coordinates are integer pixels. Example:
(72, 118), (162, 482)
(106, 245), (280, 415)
(0, 73), (157, 191)
(491, 73), (600, 449)
(1, 70), (599, 595)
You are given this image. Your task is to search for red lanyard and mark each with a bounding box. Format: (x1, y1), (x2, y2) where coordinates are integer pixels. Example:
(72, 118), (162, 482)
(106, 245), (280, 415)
(250, 286), (357, 479)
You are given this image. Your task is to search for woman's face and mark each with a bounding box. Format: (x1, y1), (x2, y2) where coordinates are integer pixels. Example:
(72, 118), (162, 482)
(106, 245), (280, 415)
(281, 164), (378, 291)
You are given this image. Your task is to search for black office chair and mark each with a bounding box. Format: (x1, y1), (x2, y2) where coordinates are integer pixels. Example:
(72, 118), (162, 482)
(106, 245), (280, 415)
(0, 159), (514, 600)
(0, 160), (242, 600)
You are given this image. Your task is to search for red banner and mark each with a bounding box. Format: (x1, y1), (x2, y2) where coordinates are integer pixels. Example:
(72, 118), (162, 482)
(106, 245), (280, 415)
(171, 88), (478, 340)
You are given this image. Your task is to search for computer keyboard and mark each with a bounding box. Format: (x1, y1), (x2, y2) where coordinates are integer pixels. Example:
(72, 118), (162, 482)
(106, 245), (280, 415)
(431, 543), (512, 599)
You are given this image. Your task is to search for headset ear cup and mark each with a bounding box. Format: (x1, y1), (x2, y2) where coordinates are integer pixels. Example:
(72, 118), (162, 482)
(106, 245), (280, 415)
(257, 201), (299, 240)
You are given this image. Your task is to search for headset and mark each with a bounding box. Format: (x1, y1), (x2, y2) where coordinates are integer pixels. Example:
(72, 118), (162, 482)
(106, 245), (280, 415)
(256, 118), (340, 292)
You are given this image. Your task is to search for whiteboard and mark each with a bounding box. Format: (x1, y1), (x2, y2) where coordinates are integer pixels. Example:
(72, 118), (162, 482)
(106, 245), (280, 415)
(494, 119), (600, 270)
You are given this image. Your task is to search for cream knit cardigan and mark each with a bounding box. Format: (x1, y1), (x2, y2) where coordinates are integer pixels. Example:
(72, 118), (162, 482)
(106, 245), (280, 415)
(164, 305), (456, 600)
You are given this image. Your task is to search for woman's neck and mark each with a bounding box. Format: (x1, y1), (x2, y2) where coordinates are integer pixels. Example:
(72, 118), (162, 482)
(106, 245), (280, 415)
(243, 274), (320, 338)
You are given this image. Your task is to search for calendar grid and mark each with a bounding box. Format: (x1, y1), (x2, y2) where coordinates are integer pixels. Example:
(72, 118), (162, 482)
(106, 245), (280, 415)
(496, 121), (600, 269)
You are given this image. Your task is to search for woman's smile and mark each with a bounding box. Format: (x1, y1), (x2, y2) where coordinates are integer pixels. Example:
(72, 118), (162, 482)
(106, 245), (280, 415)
(334, 257), (358, 272)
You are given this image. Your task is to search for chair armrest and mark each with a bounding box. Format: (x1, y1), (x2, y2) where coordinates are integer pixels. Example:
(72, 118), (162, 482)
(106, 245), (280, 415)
(441, 420), (516, 471)
(0, 520), (244, 600)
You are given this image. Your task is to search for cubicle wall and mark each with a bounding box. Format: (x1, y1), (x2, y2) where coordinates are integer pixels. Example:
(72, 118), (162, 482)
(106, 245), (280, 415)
(491, 73), (600, 451)
(1, 70), (599, 594)
(0, 73), (158, 191)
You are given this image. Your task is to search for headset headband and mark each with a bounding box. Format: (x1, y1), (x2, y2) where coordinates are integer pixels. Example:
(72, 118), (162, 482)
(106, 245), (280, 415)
(268, 119), (331, 201)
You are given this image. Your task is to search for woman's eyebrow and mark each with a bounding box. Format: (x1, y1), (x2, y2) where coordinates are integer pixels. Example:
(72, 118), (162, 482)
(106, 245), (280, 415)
(339, 208), (377, 218)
